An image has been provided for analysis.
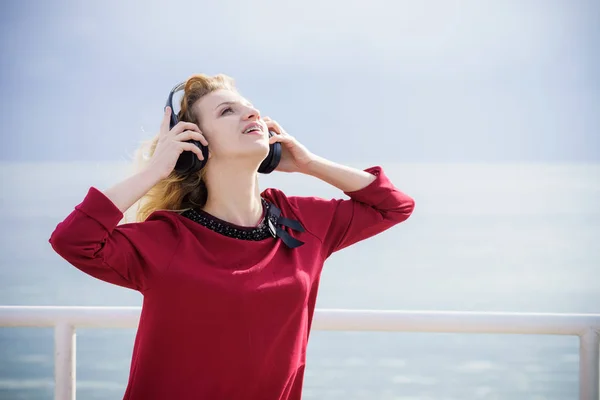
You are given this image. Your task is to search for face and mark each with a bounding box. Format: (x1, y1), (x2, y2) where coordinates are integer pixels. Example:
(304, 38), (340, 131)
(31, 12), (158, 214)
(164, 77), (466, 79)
(192, 89), (270, 165)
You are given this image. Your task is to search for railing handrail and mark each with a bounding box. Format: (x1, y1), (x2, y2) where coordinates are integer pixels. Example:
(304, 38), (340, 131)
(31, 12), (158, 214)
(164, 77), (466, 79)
(1, 306), (599, 400)
(1, 305), (600, 334)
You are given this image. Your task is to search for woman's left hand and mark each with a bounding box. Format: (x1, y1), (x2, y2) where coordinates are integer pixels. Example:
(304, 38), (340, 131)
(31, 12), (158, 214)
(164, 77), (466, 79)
(264, 117), (316, 173)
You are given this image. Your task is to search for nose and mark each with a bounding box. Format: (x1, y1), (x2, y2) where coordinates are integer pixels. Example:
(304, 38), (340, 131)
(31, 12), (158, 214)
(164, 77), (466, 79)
(242, 105), (261, 121)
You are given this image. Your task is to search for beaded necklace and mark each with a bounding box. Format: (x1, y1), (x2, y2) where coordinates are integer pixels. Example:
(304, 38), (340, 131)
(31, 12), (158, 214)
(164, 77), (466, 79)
(181, 198), (276, 241)
(181, 198), (305, 248)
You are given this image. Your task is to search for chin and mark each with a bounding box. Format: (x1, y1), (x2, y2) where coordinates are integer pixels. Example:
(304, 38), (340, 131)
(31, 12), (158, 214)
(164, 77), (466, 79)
(228, 143), (270, 161)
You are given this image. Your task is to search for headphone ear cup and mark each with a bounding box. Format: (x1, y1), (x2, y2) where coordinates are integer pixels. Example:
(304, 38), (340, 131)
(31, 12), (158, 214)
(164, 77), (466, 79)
(258, 131), (282, 174)
(166, 82), (209, 176)
(174, 141), (209, 175)
(258, 146), (274, 174)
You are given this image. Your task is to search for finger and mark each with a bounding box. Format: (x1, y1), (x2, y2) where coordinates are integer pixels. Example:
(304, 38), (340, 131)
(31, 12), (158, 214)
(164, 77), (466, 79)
(177, 130), (208, 146)
(180, 142), (204, 160)
(269, 133), (288, 144)
(267, 119), (287, 136)
(264, 120), (280, 134)
(160, 106), (172, 135)
(171, 121), (201, 135)
(172, 121), (201, 135)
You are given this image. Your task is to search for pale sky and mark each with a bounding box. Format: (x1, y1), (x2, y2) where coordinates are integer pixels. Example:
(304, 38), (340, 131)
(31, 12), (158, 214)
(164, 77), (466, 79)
(1, 0), (598, 163)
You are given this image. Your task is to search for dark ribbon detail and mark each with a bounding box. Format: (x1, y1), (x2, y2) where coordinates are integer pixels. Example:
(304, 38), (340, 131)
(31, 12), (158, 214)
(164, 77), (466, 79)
(266, 202), (305, 249)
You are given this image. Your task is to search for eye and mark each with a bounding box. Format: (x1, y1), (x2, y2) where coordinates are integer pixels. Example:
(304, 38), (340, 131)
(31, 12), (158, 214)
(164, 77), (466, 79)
(220, 107), (233, 116)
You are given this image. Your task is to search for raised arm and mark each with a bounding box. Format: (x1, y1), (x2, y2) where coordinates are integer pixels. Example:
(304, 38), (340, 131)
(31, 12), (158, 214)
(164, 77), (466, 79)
(49, 179), (179, 291)
(262, 120), (415, 258)
(49, 107), (208, 291)
(296, 158), (415, 257)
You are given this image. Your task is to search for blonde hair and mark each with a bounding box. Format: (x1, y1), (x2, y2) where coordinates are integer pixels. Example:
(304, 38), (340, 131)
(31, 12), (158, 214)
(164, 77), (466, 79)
(125, 73), (238, 223)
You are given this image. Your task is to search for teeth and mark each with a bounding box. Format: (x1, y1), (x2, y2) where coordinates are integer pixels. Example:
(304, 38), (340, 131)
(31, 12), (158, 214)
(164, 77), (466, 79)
(243, 126), (261, 134)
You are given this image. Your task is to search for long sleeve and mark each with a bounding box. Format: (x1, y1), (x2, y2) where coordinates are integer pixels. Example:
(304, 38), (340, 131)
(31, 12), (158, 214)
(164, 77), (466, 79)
(284, 166), (415, 258)
(49, 187), (180, 292)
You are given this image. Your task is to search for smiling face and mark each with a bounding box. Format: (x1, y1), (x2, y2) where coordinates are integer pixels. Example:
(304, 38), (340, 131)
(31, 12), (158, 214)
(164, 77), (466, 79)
(191, 89), (270, 165)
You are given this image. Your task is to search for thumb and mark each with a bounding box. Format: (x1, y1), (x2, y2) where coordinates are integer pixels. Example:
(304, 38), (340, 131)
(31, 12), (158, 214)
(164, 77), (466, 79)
(160, 106), (172, 135)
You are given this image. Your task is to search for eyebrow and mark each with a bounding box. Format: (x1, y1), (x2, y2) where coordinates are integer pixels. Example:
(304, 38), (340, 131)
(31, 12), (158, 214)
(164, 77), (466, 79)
(215, 100), (254, 110)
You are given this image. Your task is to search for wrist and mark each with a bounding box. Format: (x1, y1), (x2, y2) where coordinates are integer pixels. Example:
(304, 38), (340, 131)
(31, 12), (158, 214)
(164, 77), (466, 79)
(298, 154), (323, 175)
(138, 166), (165, 187)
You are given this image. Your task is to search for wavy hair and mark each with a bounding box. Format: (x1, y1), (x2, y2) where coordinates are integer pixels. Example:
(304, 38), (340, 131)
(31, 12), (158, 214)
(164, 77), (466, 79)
(125, 73), (238, 223)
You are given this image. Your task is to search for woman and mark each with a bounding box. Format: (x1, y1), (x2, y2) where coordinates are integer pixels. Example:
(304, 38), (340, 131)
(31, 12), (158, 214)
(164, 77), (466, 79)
(49, 73), (415, 400)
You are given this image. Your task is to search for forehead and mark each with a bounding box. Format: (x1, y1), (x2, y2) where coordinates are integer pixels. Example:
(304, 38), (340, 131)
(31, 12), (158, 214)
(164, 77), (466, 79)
(194, 89), (251, 113)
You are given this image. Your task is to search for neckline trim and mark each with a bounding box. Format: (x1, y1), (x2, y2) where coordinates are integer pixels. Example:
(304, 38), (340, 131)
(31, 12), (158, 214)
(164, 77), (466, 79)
(192, 198), (269, 232)
(181, 198), (275, 241)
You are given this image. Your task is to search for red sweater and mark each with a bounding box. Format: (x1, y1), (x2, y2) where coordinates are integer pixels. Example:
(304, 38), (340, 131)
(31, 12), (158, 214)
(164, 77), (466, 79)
(49, 166), (414, 400)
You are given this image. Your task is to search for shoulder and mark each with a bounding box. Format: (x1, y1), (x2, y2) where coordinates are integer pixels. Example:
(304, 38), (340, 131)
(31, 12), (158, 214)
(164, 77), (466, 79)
(261, 187), (341, 243)
(261, 187), (332, 216)
(116, 209), (181, 246)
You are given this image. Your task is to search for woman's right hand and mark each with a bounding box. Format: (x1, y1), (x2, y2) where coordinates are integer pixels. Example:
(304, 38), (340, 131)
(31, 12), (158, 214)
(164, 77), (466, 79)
(146, 106), (209, 180)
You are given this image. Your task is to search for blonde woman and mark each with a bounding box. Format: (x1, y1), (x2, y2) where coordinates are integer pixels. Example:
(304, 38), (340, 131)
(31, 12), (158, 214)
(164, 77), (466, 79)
(49, 74), (415, 400)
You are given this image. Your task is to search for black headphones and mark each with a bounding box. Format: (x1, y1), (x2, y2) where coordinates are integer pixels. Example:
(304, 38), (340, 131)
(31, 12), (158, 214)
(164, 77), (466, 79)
(165, 82), (282, 175)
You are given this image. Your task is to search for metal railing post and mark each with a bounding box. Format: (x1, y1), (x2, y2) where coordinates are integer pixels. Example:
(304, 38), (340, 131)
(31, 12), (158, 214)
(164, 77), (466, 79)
(54, 323), (76, 400)
(579, 328), (600, 400)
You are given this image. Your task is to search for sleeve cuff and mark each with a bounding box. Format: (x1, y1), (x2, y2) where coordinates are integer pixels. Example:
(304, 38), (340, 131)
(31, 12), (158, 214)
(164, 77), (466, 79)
(74, 187), (124, 232)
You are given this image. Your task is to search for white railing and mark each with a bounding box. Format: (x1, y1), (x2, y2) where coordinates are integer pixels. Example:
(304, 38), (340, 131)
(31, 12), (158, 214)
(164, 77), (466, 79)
(0, 307), (598, 400)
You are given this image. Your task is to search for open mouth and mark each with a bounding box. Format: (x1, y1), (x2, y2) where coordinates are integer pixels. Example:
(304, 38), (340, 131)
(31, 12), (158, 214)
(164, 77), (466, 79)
(242, 123), (263, 135)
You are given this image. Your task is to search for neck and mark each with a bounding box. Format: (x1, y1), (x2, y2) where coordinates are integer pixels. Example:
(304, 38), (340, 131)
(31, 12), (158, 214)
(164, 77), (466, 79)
(201, 159), (264, 227)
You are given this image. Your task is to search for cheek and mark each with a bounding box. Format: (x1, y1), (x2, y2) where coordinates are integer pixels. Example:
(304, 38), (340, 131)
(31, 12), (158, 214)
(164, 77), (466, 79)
(203, 120), (244, 152)
(204, 130), (234, 153)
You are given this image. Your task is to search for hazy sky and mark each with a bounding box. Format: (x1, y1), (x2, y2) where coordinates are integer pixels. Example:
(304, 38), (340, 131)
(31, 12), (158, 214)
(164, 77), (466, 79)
(1, 0), (598, 163)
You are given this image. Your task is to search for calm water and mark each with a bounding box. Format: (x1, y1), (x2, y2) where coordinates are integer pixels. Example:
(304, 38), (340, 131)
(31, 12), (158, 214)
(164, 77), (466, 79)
(1, 162), (599, 400)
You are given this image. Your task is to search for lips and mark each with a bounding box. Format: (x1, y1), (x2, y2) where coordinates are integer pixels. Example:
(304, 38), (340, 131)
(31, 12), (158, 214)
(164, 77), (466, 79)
(242, 122), (263, 135)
